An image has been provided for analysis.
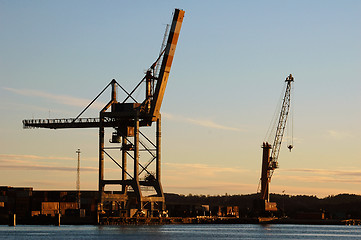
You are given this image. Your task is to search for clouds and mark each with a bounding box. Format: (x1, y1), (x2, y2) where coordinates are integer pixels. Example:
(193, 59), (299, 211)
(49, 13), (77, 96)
(163, 112), (243, 132)
(162, 162), (254, 195)
(264, 168), (361, 196)
(4, 87), (242, 133)
(327, 130), (353, 140)
(0, 154), (97, 173)
(164, 162), (247, 176)
(0, 154), (73, 162)
(0, 163), (96, 172)
(3, 87), (105, 110)
(278, 168), (361, 185)
(165, 182), (256, 195)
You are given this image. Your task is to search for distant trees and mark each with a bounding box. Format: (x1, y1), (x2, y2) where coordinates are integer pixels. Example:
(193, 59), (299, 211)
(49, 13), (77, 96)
(165, 193), (361, 219)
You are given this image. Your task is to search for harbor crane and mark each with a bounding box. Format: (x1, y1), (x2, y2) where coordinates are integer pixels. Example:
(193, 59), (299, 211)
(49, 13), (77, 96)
(22, 9), (185, 218)
(257, 74), (294, 213)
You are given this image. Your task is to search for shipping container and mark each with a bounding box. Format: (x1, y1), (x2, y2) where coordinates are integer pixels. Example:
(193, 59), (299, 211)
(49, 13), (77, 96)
(42, 202), (59, 211)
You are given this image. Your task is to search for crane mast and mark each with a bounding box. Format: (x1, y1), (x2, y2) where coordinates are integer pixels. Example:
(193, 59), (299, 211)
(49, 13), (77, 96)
(259, 74), (294, 212)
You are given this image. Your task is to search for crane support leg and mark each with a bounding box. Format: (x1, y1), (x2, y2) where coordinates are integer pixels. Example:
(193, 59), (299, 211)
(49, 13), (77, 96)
(133, 113), (143, 210)
(121, 136), (127, 194)
(156, 115), (165, 210)
(261, 142), (271, 202)
(98, 117), (105, 197)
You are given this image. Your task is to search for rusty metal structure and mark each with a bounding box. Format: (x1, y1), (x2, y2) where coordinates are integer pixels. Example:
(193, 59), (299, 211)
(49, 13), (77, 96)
(22, 9), (185, 218)
(258, 74), (294, 212)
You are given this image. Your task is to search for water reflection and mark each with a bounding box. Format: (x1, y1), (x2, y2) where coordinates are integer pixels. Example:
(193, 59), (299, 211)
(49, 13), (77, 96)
(0, 224), (360, 239)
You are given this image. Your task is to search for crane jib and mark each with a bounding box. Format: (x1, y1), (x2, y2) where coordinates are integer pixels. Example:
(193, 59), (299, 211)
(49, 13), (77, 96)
(151, 9), (185, 121)
(270, 76), (294, 164)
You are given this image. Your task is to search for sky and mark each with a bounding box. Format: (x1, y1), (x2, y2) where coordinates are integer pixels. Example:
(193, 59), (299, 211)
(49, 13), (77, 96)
(0, 0), (360, 198)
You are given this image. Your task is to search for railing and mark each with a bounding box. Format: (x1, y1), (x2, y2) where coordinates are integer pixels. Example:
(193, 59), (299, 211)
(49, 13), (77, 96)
(23, 117), (103, 129)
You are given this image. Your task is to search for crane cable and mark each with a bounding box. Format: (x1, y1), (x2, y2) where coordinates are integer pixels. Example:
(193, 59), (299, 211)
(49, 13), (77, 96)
(287, 83), (294, 151)
(260, 81), (287, 190)
(264, 82), (287, 144)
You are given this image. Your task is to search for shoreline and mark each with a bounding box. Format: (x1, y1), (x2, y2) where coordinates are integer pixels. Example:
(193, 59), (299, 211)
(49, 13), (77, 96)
(2, 215), (360, 226)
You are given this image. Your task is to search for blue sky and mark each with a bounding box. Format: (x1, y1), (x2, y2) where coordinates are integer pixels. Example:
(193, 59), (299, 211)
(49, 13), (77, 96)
(1, 0), (360, 197)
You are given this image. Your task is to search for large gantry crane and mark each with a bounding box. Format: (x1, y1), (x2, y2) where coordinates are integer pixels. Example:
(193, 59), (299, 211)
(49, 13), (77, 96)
(22, 9), (185, 218)
(257, 74), (294, 213)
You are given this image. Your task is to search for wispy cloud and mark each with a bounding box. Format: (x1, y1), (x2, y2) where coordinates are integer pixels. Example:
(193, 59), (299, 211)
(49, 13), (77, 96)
(0, 154), (73, 162)
(163, 162), (253, 195)
(164, 182), (256, 195)
(327, 130), (352, 139)
(0, 102), (70, 115)
(0, 154), (83, 169)
(278, 168), (361, 184)
(270, 184), (352, 197)
(5, 87), (243, 132)
(164, 162), (247, 177)
(0, 164), (97, 172)
(265, 168), (361, 197)
(163, 112), (244, 132)
(0, 154), (98, 172)
(0, 154), (98, 163)
(284, 168), (361, 177)
(3, 87), (105, 109)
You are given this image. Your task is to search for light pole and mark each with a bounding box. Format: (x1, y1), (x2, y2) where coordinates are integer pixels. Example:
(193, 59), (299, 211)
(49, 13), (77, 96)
(282, 190), (285, 217)
(76, 149), (81, 209)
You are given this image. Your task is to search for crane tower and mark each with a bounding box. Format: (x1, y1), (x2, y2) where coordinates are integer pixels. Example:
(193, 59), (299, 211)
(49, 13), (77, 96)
(258, 74), (294, 213)
(22, 9), (185, 218)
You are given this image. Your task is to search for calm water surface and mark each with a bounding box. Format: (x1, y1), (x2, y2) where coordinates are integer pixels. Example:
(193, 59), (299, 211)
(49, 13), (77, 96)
(0, 224), (361, 239)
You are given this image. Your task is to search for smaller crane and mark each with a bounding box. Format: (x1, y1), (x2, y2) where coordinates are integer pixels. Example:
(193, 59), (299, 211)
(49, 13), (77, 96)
(258, 74), (294, 213)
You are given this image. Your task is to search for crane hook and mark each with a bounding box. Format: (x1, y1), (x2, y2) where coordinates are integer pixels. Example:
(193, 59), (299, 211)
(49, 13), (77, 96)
(287, 145), (293, 152)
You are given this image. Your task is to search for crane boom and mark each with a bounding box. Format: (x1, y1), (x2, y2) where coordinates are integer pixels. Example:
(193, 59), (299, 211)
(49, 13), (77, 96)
(269, 74), (294, 172)
(24, 9), (185, 129)
(150, 9), (184, 121)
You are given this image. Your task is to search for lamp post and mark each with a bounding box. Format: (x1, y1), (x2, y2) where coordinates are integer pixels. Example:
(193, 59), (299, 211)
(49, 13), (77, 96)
(76, 149), (81, 209)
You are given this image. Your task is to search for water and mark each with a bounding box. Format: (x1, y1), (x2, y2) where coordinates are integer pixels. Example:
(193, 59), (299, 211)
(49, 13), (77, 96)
(0, 224), (361, 239)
